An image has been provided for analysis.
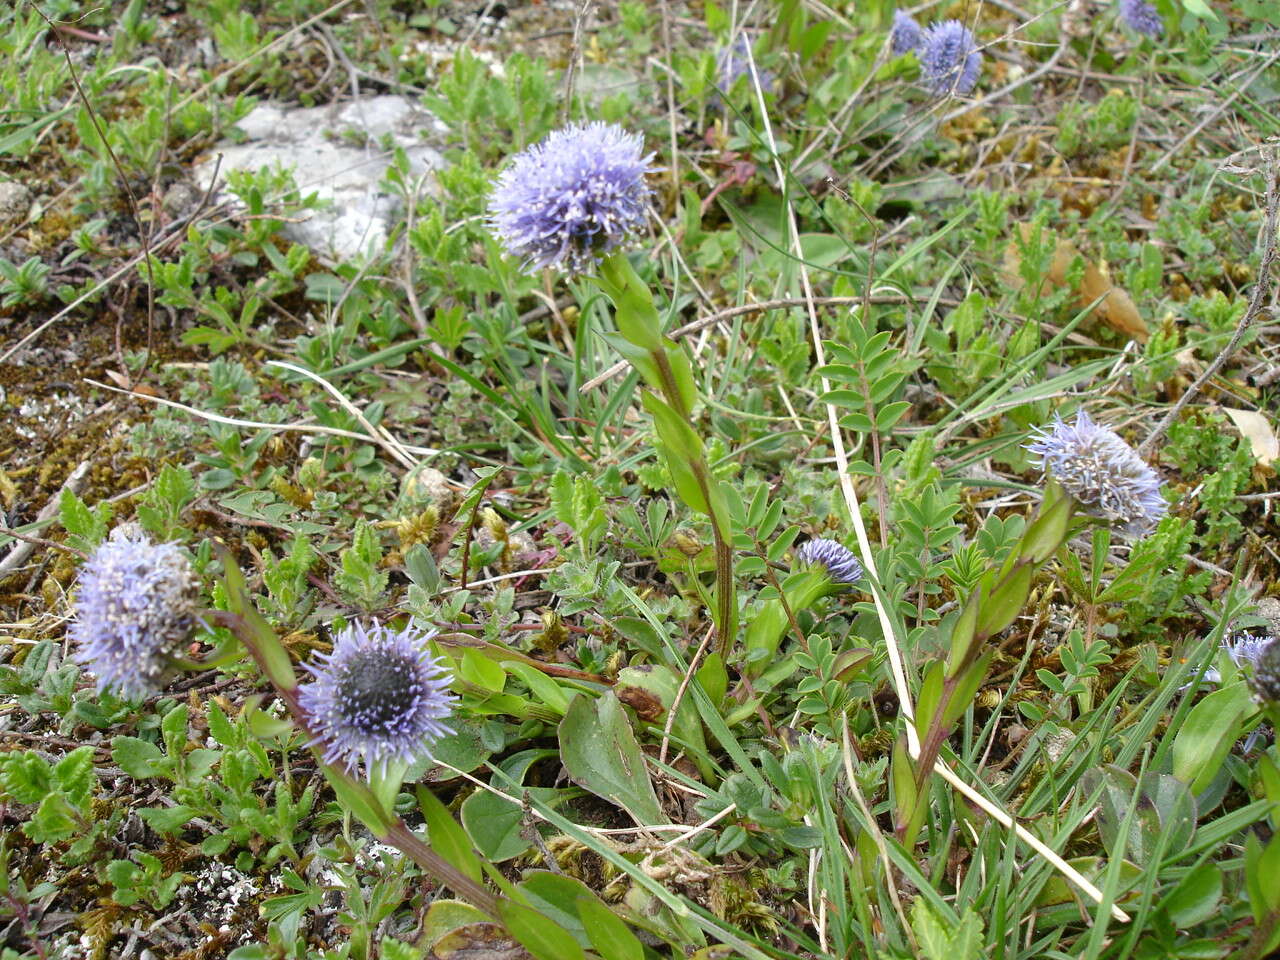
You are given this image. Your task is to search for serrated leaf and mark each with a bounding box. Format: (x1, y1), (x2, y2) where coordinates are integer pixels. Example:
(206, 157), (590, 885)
(53, 746), (95, 806)
(111, 736), (165, 779)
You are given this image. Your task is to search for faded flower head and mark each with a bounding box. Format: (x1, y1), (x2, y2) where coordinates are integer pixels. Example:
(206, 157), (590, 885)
(797, 539), (864, 585)
(298, 621), (457, 778)
(70, 526), (198, 699)
(1248, 632), (1280, 705)
(488, 122), (654, 275)
(1026, 409), (1166, 536)
(1118, 0), (1162, 36)
(891, 10), (923, 56)
(715, 35), (776, 97)
(918, 20), (981, 96)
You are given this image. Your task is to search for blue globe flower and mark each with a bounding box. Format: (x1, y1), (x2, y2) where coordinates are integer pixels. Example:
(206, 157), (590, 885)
(70, 526), (198, 699)
(489, 122), (654, 276)
(1026, 410), (1167, 537)
(1119, 0), (1162, 36)
(797, 538), (865, 585)
(715, 35), (777, 99)
(298, 621), (457, 778)
(891, 10), (924, 56)
(918, 20), (982, 96)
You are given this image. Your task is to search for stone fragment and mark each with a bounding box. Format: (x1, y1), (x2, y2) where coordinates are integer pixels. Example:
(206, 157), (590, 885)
(193, 96), (448, 261)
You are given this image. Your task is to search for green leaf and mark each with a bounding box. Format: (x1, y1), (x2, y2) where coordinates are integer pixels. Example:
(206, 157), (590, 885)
(876, 401), (911, 432)
(0, 751), (52, 804)
(503, 662), (570, 715)
(975, 564), (1032, 639)
(1164, 862), (1222, 928)
(59, 487), (108, 551)
(912, 901), (984, 960)
(615, 664), (711, 780)
(52, 747), (95, 807)
(517, 872), (595, 946)
(416, 785), (484, 885)
(137, 805), (197, 835)
(27, 794), (78, 844)
(575, 893), (644, 960)
(111, 736), (165, 779)
(496, 899), (586, 960)
(558, 692), (666, 825)
(1171, 681), (1253, 793)
(460, 648), (507, 693)
(696, 653), (728, 707)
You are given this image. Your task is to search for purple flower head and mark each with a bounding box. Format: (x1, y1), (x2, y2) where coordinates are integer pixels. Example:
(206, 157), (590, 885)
(489, 122), (654, 276)
(918, 20), (982, 96)
(70, 525), (198, 699)
(891, 10), (924, 56)
(1118, 0), (1162, 36)
(797, 538), (864, 585)
(1026, 409), (1166, 537)
(298, 621), (457, 779)
(716, 35), (776, 95)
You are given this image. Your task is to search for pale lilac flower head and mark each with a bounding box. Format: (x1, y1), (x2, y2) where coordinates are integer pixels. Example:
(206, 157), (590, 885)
(70, 526), (198, 699)
(918, 20), (981, 96)
(1196, 630), (1277, 686)
(797, 539), (864, 585)
(1118, 0), (1162, 36)
(891, 10), (924, 56)
(489, 122), (654, 275)
(715, 35), (776, 102)
(298, 621), (457, 778)
(1026, 409), (1166, 537)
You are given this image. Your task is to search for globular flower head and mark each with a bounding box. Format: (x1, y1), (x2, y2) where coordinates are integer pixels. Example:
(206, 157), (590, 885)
(1026, 409), (1166, 537)
(1118, 0), (1162, 36)
(891, 10), (924, 56)
(488, 122), (654, 276)
(70, 526), (198, 699)
(714, 35), (776, 103)
(298, 621), (457, 779)
(918, 20), (982, 96)
(797, 539), (865, 585)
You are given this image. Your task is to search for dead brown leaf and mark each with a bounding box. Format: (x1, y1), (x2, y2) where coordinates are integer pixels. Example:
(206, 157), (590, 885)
(1220, 406), (1280, 465)
(1004, 224), (1148, 342)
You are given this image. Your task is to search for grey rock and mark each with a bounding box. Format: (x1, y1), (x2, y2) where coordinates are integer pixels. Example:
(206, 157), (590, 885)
(0, 179), (32, 229)
(194, 96), (448, 261)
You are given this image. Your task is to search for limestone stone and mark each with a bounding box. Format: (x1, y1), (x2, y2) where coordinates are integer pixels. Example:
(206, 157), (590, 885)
(193, 96), (447, 261)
